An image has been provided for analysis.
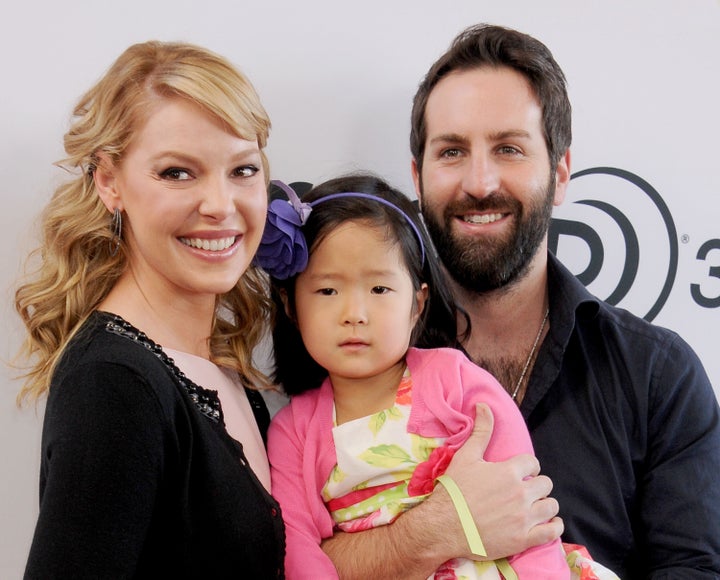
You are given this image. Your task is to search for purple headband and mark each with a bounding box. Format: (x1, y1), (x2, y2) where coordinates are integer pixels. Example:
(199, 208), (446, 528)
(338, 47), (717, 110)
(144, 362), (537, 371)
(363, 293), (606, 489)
(254, 180), (426, 280)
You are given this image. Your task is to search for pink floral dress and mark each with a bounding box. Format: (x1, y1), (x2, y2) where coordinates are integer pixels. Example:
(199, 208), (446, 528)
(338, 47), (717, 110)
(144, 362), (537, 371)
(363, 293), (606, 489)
(321, 368), (620, 580)
(322, 369), (513, 580)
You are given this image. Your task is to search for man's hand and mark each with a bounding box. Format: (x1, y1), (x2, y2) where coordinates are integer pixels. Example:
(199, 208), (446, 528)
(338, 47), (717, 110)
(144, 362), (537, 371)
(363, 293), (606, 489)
(439, 403), (563, 560)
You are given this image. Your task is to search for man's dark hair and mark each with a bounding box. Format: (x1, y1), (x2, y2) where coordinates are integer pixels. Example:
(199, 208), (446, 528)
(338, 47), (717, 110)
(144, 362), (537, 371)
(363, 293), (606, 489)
(410, 23), (572, 173)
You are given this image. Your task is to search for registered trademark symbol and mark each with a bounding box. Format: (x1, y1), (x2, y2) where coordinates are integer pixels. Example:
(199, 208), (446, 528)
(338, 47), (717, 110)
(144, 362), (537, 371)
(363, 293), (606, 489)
(681, 234), (690, 244)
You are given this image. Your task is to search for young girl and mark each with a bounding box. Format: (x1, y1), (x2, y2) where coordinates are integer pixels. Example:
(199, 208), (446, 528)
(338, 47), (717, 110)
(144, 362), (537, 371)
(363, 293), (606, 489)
(258, 174), (574, 580)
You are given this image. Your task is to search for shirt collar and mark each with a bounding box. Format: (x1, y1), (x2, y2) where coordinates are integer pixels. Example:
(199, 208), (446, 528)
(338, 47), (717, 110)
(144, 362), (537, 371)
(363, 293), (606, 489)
(519, 252), (600, 417)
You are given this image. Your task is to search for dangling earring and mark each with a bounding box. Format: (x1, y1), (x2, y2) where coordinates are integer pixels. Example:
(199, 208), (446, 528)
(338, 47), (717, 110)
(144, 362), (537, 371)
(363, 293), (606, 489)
(109, 208), (122, 256)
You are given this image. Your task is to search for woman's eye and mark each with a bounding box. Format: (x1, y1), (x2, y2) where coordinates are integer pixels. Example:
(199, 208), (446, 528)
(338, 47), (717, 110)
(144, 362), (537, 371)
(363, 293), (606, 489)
(160, 168), (192, 181)
(234, 165), (259, 178)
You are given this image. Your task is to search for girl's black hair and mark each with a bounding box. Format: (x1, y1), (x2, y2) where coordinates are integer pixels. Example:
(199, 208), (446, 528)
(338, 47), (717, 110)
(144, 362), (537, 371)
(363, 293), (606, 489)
(270, 172), (469, 396)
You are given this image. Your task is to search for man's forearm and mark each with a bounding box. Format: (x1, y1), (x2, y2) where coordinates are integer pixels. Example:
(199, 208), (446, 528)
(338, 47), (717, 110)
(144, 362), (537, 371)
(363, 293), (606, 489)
(322, 489), (462, 579)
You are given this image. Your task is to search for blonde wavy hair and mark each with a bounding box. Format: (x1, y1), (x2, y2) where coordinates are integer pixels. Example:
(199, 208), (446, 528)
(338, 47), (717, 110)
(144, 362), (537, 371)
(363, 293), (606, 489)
(15, 41), (272, 405)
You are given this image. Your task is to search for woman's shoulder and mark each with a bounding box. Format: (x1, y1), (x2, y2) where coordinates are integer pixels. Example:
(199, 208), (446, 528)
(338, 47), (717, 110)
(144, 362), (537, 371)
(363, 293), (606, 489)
(64, 310), (147, 350)
(58, 313), (168, 379)
(51, 311), (196, 415)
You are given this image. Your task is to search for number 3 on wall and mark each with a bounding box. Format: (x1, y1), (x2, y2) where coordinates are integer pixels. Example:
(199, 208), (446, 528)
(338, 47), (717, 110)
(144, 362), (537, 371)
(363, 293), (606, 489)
(691, 239), (720, 308)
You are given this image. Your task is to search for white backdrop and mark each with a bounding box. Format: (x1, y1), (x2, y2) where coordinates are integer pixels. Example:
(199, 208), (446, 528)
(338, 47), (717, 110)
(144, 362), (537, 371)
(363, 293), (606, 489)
(2, 1), (718, 576)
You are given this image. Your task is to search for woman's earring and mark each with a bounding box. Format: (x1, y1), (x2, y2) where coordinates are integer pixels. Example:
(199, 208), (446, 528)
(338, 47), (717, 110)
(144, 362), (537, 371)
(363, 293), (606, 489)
(110, 208), (122, 256)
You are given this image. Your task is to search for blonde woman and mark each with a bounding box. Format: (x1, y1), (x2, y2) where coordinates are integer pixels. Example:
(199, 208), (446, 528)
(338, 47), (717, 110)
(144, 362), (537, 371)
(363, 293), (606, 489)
(16, 41), (284, 577)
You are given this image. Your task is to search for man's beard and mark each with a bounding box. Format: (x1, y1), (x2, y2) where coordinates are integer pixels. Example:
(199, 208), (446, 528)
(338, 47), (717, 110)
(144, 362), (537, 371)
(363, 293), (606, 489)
(421, 174), (555, 294)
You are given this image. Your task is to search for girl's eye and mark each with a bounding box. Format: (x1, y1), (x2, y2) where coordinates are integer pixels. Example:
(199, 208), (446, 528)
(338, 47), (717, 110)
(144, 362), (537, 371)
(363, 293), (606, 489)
(234, 165), (259, 178)
(161, 167), (192, 181)
(371, 286), (390, 295)
(318, 288), (336, 296)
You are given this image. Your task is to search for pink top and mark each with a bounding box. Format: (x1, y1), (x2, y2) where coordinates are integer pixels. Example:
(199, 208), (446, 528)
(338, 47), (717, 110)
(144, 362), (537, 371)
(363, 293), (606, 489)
(165, 348), (271, 491)
(267, 347), (569, 579)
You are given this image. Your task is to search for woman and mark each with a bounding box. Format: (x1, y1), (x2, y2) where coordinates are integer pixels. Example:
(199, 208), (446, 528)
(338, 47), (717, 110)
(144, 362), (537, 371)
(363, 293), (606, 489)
(15, 41), (284, 577)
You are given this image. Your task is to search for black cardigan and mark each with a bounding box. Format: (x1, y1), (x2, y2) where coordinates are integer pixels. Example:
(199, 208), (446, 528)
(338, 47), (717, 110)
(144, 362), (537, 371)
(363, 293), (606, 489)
(25, 311), (285, 579)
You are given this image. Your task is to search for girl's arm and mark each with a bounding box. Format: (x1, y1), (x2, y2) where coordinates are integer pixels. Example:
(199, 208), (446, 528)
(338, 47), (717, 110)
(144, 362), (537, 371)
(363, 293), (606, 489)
(267, 406), (341, 579)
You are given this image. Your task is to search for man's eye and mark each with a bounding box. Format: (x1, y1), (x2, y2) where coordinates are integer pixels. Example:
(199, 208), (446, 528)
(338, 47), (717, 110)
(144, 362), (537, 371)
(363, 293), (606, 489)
(498, 145), (521, 155)
(160, 168), (191, 181)
(440, 148), (461, 159)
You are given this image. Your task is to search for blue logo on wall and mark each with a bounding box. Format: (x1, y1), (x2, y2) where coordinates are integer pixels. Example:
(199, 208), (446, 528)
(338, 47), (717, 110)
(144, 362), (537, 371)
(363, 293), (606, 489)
(549, 167), (679, 322)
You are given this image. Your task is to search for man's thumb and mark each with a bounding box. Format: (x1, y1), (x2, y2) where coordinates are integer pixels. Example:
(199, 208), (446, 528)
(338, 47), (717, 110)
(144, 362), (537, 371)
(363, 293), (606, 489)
(470, 403), (494, 459)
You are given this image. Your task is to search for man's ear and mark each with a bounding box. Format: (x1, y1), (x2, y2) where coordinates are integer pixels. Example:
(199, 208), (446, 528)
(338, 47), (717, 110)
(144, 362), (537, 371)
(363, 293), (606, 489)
(93, 152), (123, 213)
(411, 158), (423, 208)
(553, 149), (571, 207)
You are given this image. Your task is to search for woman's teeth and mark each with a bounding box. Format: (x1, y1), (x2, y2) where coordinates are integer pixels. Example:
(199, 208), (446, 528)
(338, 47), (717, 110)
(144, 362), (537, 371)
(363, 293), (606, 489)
(180, 236), (236, 251)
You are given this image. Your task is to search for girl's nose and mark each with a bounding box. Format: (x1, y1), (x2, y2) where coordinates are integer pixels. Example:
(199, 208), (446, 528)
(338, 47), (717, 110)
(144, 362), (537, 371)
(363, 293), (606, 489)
(342, 295), (368, 326)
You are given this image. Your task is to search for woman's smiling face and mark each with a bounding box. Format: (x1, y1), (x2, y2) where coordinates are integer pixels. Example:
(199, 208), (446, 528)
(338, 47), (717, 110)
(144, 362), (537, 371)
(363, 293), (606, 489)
(96, 96), (268, 305)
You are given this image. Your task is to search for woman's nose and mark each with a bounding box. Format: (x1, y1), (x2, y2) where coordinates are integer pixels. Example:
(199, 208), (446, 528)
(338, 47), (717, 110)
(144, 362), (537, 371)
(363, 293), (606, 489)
(199, 176), (235, 220)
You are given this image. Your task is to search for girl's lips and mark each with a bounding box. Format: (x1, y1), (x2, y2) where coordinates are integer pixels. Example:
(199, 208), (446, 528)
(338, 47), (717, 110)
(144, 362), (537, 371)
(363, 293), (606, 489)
(339, 339), (369, 348)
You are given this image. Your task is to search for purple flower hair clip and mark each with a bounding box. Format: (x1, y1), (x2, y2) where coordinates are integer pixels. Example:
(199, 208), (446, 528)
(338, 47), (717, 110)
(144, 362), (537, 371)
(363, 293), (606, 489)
(254, 180), (313, 280)
(254, 180), (427, 280)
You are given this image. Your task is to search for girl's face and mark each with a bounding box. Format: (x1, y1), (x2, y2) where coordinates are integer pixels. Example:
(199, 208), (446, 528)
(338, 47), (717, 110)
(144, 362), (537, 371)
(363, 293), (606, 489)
(293, 220), (427, 390)
(95, 96), (267, 307)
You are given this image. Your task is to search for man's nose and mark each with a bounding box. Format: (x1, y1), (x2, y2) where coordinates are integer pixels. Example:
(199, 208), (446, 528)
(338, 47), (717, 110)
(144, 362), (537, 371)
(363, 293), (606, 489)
(462, 153), (500, 199)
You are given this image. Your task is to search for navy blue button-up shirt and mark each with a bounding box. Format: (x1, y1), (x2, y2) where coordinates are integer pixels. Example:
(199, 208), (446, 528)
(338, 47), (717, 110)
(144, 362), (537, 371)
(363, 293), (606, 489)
(521, 253), (720, 578)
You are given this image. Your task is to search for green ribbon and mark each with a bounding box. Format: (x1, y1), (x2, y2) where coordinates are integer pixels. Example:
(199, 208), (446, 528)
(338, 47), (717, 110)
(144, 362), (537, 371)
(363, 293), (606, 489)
(435, 474), (487, 557)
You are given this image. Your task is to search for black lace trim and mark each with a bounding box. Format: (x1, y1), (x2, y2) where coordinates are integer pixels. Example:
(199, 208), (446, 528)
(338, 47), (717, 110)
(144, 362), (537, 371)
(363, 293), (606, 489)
(102, 314), (222, 423)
